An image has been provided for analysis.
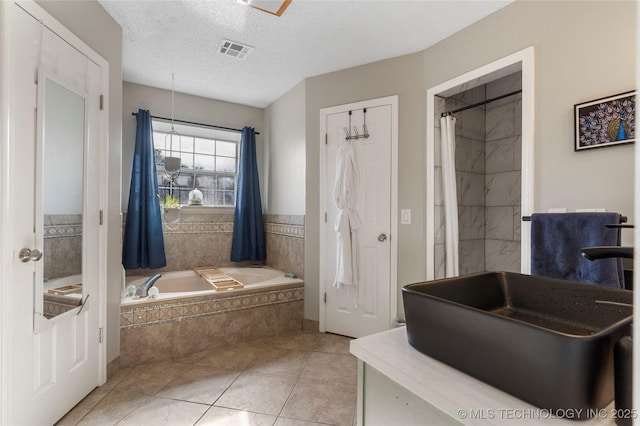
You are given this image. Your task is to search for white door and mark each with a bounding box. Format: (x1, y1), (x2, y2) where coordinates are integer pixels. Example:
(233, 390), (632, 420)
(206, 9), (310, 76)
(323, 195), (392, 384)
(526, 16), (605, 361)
(2, 3), (106, 424)
(320, 97), (398, 338)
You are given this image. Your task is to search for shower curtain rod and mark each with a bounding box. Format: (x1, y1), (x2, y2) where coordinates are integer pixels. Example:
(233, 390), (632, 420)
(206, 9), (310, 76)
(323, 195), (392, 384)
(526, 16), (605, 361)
(441, 89), (522, 117)
(131, 112), (260, 135)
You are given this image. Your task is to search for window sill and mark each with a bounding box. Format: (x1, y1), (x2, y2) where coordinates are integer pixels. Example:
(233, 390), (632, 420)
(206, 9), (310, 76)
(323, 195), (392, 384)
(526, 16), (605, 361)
(178, 205), (235, 214)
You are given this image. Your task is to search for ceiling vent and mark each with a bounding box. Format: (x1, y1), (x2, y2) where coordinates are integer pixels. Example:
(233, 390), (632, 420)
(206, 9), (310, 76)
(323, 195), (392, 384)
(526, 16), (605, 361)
(219, 39), (253, 59)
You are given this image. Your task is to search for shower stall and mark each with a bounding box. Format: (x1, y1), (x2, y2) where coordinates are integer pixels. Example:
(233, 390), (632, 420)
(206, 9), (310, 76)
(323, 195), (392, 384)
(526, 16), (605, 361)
(434, 72), (523, 278)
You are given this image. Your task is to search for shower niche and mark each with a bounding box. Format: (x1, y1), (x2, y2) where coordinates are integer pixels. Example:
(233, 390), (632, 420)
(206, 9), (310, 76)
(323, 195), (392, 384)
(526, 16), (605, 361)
(434, 72), (523, 278)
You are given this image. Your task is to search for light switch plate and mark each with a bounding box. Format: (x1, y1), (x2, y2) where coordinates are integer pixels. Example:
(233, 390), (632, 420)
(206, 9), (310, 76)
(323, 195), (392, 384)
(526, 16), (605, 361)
(401, 209), (411, 225)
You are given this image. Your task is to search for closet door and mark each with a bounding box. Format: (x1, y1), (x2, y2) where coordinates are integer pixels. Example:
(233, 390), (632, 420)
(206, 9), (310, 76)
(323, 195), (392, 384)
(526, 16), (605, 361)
(1, 2), (106, 424)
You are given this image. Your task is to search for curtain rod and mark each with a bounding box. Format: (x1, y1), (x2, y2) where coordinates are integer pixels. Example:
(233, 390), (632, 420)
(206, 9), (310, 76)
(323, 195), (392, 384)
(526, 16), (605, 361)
(131, 112), (260, 135)
(441, 89), (522, 117)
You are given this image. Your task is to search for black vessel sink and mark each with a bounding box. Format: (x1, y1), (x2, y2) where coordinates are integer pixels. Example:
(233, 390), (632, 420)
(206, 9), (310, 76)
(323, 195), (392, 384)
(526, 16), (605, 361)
(402, 272), (632, 419)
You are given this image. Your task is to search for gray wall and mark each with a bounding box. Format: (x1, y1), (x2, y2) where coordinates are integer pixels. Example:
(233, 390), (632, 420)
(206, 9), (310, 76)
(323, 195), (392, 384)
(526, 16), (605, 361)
(264, 81), (306, 215)
(295, 0), (636, 322)
(304, 52), (426, 321)
(122, 82), (265, 211)
(36, 0), (123, 365)
(423, 0), (636, 243)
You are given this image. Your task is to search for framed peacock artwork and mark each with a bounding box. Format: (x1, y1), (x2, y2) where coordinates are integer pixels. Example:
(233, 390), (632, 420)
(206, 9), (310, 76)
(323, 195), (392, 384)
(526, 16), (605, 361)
(574, 91), (635, 151)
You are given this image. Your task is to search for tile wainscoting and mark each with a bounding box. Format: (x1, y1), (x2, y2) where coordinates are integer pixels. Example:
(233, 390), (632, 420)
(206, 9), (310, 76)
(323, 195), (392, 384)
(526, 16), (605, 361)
(44, 214), (82, 280)
(264, 214), (305, 279)
(124, 212), (304, 276)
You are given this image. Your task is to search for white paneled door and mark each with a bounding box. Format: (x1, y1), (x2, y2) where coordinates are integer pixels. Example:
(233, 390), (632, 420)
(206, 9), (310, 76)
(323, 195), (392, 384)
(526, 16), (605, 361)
(1, 2), (107, 424)
(320, 96), (398, 338)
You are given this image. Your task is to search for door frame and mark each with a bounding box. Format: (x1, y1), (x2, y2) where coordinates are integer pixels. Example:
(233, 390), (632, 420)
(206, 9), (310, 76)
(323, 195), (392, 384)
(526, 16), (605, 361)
(425, 47), (535, 279)
(0, 1), (109, 422)
(319, 95), (399, 333)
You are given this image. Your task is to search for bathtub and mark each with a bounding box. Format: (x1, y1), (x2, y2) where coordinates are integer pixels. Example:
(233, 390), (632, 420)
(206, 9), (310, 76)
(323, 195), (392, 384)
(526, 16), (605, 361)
(123, 266), (303, 304)
(120, 266), (305, 366)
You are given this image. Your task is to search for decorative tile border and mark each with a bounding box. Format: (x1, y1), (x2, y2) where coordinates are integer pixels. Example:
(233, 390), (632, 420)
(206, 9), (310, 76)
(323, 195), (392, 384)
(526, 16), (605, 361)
(264, 222), (304, 239)
(163, 221), (233, 234)
(44, 223), (82, 239)
(120, 284), (304, 329)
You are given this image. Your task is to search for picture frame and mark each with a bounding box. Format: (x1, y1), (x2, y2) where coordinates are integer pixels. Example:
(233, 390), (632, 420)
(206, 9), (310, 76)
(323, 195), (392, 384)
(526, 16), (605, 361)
(574, 91), (635, 151)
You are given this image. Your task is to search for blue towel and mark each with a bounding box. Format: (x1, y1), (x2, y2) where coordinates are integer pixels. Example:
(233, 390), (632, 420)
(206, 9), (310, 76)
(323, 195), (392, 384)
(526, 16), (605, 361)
(531, 212), (623, 288)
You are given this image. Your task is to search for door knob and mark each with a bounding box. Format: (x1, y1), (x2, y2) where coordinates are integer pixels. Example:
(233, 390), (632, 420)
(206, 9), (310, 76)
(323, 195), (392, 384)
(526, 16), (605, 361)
(19, 248), (43, 263)
(378, 233), (388, 242)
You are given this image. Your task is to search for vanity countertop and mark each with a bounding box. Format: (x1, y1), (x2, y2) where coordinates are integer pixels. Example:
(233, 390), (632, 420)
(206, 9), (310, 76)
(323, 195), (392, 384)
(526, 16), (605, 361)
(350, 327), (618, 425)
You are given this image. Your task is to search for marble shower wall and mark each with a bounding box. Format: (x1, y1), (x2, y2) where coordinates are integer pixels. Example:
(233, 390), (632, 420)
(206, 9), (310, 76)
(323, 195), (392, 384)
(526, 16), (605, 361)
(484, 73), (522, 273)
(434, 97), (445, 279)
(447, 86), (487, 275)
(434, 72), (522, 277)
(124, 212), (305, 278)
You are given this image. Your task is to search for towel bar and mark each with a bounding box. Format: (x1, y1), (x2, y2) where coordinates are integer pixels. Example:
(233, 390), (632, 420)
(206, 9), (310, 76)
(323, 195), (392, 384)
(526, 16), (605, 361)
(522, 215), (627, 223)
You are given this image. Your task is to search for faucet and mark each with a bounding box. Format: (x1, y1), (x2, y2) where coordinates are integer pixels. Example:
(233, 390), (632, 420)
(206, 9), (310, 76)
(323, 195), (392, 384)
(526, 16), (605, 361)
(135, 274), (161, 297)
(580, 246), (634, 261)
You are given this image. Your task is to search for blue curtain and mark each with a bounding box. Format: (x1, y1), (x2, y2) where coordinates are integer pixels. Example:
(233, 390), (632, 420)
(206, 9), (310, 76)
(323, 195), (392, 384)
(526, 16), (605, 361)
(231, 127), (266, 262)
(122, 109), (166, 269)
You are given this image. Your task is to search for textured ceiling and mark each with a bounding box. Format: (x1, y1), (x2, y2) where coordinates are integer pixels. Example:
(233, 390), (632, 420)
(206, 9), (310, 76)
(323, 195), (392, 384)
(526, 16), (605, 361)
(100, 0), (512, 108)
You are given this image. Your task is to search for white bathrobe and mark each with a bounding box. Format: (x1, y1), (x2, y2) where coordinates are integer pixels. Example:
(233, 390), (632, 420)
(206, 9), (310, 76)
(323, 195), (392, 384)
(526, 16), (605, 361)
(333, 140), (360, 290)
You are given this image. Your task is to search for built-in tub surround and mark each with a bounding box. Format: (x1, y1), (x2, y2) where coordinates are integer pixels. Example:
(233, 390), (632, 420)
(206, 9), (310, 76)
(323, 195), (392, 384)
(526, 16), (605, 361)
(43, 215), (83, 318)
(264, 214), (304, 279)
(120, 266), (304, 367)
(123, 212), (304, 279)
(44, 214), (82, 280)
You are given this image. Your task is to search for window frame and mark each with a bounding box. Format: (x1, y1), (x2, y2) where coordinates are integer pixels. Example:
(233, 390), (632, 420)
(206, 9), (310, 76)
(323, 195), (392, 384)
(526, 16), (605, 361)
(152, 119), (240, 211)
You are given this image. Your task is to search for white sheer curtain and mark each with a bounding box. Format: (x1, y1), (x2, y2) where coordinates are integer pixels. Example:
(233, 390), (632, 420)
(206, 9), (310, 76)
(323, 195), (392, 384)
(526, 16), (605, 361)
(440, 115), (459, 277)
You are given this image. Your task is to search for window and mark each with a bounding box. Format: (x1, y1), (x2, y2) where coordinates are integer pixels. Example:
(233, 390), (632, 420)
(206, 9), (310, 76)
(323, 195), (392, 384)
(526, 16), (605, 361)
(152, 120), (240, 207)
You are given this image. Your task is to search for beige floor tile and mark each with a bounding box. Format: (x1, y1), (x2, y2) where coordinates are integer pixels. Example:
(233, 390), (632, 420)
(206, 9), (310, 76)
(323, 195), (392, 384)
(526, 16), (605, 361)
(274, 417), (328, 426)
(114, 360), (186, 395)
(314, 333), (352, 355)
(215, 372), (297, 415)
(280, 379), (357, 426)
(100, 367), (134, 391)
(156, 364), (241, 405)
(55, 386), (111, 426)
(196, 407), (276, 426)
(300, 352), (357, 385)
(259, 331), (320, 351)
(117, 396), (209, 426)
(245, 347), (311, 378)
(182, 343), (259, 371)
(77, 389), (150, 426)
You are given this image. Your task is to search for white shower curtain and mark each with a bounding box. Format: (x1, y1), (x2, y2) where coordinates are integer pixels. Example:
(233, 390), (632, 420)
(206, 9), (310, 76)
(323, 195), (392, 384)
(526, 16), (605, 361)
(440, 115), (459, 277)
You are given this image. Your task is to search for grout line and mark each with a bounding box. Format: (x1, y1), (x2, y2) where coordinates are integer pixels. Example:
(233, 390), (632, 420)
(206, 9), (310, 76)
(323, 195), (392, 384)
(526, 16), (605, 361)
(192, 405), (215, 426)
(78, 331), (358, 425)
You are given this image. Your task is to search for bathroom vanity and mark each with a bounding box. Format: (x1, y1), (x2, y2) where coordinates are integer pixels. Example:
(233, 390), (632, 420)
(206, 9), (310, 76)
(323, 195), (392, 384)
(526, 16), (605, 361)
(350, 327), (618, 425)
